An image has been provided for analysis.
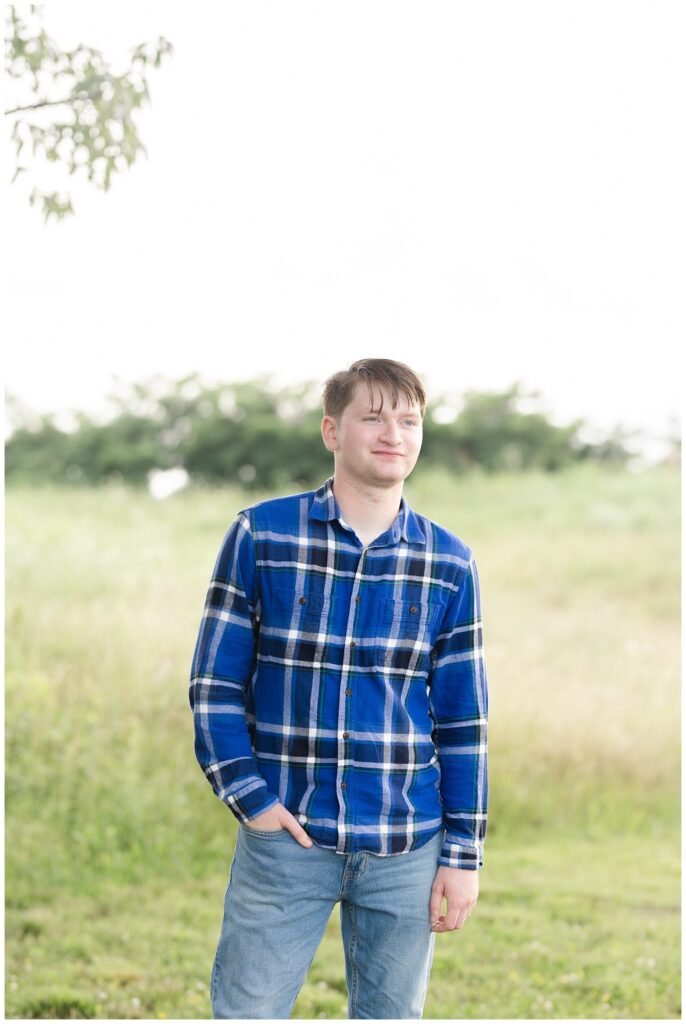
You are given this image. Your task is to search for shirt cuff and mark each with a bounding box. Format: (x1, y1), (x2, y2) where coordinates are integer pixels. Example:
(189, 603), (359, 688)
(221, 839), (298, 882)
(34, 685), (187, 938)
(225, 777), (281, 824)
(438, 836), (484, 870)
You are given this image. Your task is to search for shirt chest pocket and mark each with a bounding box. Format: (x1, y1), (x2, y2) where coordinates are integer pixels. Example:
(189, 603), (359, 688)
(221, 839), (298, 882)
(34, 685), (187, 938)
(270, 586), (327, 632)
(375, 598), (444, 674)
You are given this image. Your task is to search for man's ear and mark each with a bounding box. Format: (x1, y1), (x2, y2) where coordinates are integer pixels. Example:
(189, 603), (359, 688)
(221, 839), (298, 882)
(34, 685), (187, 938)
(321, 415), (338, 452)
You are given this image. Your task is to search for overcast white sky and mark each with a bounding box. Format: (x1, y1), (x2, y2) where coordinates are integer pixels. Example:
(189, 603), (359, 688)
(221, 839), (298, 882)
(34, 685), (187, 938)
(4, 1), (684, 459)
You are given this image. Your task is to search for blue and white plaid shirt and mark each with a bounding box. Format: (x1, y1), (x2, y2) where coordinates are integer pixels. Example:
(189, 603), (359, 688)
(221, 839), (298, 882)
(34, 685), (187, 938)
(189, 476), (488, 869)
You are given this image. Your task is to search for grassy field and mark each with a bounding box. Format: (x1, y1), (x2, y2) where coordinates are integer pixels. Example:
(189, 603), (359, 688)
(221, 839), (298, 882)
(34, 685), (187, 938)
(5, 462), (680, 1018)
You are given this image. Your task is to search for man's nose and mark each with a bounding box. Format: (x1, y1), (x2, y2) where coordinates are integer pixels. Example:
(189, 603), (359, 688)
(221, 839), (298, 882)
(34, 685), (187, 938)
(378, 421), (402, 444)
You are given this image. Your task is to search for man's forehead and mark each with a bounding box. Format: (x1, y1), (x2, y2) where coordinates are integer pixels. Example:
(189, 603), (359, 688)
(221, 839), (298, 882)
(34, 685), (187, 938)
(349, 381), (421, 414)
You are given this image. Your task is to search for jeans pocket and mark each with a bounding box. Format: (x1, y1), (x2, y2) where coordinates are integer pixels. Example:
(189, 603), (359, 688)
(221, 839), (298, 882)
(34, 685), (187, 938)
(241, 825), (288, 838)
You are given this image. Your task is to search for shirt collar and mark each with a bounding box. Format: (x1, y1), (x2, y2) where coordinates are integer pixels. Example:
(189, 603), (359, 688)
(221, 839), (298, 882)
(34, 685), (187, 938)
(309, 476), (425, 546)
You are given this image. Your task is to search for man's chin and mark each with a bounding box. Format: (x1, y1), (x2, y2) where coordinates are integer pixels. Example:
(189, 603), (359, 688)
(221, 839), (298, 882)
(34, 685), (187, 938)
(365, 464), (411, 486)
(336, 458), (415, 489)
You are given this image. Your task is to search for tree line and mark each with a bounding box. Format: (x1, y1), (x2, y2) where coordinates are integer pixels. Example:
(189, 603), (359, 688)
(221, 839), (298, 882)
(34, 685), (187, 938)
(5, 374), (635, 490)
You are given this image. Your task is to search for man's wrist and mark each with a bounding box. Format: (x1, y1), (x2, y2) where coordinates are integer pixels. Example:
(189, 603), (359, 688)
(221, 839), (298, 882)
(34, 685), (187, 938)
(227, 779), (280, 824)
(439, 836), (483, 870)
(436, 862), (481, 872)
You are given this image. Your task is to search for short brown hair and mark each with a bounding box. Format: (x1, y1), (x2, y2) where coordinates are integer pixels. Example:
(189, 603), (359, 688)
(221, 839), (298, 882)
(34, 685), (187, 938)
(322, 358), (426, 420)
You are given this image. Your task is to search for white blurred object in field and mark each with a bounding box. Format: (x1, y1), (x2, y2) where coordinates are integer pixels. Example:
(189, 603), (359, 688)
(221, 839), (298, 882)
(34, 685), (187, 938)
(148, 467), (189, 499)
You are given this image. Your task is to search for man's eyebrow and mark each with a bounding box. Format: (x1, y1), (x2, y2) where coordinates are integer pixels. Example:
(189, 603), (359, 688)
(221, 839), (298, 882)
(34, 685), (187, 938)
(363, 406), (420, 416)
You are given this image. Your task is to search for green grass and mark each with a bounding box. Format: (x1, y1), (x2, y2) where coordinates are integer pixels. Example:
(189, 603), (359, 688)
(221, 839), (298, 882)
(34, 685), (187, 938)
(5, 462), (680, 1018)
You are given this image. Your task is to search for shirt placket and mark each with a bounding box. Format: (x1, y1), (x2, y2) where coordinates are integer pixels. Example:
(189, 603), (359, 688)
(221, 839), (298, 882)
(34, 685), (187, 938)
(335, 537), (371, 854)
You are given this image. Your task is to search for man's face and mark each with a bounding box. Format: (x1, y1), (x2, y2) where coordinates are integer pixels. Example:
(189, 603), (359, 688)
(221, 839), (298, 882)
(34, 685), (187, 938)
(321, 381), (423, 488)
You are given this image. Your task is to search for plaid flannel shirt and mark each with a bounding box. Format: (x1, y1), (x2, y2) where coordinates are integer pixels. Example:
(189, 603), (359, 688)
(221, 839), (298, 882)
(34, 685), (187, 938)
(189, 476), (488, 869)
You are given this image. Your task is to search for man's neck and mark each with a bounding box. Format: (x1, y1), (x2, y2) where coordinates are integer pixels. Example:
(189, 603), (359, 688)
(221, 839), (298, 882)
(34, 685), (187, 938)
(331, 472), (403, 546)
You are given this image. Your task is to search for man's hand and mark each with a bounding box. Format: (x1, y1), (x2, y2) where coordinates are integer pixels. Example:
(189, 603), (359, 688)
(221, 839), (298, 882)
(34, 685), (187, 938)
(244, 802), (313, 849)
(429, 865), (479, 932)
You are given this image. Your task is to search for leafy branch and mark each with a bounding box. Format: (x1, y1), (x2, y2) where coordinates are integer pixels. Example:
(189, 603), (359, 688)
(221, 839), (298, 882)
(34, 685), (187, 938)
(4, 5), (172, 221)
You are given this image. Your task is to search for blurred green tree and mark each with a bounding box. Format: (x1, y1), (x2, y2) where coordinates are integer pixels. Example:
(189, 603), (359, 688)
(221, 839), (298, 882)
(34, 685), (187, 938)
(4, 4), (172, 221)
(5, 375), (632, 490)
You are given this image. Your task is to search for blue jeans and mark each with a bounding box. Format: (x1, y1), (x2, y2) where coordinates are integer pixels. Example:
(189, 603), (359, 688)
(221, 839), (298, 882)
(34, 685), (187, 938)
(210, 825), (445, 1019)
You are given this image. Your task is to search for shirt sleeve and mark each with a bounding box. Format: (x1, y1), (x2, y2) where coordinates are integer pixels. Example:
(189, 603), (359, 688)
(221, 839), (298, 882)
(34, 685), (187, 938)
(429, 552), (489, 870)
(188, 510), (280, 824)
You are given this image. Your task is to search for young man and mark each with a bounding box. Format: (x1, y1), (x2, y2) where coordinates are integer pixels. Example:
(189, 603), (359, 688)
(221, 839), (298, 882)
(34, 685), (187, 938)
(189, 358), (489, 1019)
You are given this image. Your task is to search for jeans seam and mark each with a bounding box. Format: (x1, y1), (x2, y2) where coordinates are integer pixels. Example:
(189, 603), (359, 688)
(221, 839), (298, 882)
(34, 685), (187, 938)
(210, 951), (219, 1012)
(347, 901), (359, 1017)
(286, 942), (324, 1018)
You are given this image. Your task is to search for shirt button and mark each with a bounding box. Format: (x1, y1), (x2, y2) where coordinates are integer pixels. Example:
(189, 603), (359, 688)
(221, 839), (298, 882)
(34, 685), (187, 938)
(354, 595), (360, 603)
(345, 689), (352, 696)
(298, 596), (306, 605)
(341, 782), (347, 790)
(343, 731), (350, 738)
(410, 605), (417, 614)
(350, 641), (356, 648)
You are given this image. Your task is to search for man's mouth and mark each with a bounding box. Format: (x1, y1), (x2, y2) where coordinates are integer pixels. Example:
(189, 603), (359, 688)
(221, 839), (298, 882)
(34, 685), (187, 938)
(372, 451), (403, 457)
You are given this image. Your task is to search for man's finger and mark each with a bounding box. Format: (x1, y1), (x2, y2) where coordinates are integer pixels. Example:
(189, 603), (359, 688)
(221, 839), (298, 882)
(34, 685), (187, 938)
(445, 908), (461, 930)
(429, 887), (444, 924)
(450, 893), (475, 930)
(453, 907), (469, 930)
(289, 824), (313, 848)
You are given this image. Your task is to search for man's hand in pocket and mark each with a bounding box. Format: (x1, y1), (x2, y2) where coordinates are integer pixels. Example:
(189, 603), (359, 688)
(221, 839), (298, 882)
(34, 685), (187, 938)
(244, 803), (313, 848)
